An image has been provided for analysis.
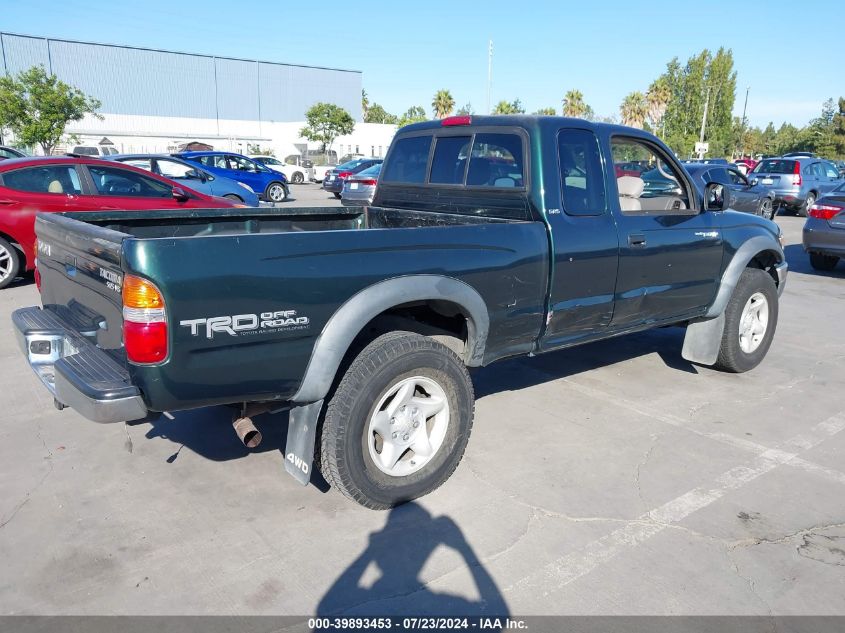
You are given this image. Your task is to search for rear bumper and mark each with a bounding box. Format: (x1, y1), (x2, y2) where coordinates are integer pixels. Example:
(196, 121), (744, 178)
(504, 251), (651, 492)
(12, 306), (148, 424)
(322, 178), (344, 193)
(803, 219), (845, 257)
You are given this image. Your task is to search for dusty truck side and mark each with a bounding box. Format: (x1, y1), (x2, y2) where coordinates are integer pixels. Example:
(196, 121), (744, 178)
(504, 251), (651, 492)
(13, 116), (787, 509)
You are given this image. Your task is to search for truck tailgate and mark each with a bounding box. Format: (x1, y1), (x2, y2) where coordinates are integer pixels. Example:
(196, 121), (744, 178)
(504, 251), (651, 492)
(34, 213), (129, 352)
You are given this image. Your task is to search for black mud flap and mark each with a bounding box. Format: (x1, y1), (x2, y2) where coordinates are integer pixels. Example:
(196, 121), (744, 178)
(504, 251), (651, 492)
(284, 399), (323, 485)
(682, 313), (725, 366)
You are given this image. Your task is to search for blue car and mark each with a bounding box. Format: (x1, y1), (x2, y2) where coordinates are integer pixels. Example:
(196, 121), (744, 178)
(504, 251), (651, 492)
(109, 154), (260, 206)
(175, 151), (290, 203)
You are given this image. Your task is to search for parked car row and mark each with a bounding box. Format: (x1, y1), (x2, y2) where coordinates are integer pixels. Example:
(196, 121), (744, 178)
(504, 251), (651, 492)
(322, 157), (383, 199)
(802, 180), (845, 271)
(749, 156), (843, 217)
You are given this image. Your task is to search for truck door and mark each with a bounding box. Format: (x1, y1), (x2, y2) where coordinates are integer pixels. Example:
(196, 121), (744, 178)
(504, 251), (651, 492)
(538, 128), (620, 351)
(608, 136), (724, 328)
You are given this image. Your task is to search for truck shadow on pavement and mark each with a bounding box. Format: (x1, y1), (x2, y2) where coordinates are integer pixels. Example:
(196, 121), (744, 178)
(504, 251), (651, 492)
(315, 502), (510, 624)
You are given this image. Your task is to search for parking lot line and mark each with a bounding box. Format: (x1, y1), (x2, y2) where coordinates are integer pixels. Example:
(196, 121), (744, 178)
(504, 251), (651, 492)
(505, 409), (845, 597)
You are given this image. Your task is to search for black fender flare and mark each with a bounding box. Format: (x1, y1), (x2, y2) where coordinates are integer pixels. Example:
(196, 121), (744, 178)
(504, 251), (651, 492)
(291, 275), (490, 404)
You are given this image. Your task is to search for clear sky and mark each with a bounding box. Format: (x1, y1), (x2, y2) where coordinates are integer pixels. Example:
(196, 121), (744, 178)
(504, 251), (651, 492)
(1, 0), (841, 127)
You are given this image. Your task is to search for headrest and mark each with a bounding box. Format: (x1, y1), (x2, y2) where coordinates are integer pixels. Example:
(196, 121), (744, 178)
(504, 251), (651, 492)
(617, 176), (644, 198)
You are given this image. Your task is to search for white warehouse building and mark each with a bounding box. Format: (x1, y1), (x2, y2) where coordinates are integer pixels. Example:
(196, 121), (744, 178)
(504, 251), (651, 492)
(0, 32), (396, 162)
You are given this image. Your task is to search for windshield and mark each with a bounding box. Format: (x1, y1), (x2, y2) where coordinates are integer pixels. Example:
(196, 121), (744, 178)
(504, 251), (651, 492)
(259, 157), (281, 165)
(752, 159), (796, 175)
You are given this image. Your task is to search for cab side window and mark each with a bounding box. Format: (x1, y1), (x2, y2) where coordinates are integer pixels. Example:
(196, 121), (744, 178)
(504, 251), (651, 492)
(611, 138), (691, 215)
(557, 129), (606, 215)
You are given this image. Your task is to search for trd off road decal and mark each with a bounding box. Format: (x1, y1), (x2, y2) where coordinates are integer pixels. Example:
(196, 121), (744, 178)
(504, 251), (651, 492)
(180, 310), (310, 339)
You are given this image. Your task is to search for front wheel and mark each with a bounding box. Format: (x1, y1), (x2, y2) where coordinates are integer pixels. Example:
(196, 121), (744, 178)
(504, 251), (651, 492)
(223, 193), (243, 202)
(759, 198), (774, 220)
(333, 192), (341, 199)
(0, 237), (21, 290)
(265, 182), (287, 203)
(810, 253), (839, 271)
(319, 331), (475, 510)
(713, 268), (778, 373)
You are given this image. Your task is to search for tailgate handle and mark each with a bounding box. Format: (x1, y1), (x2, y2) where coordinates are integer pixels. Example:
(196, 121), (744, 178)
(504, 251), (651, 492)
(628, 233), (647, 247)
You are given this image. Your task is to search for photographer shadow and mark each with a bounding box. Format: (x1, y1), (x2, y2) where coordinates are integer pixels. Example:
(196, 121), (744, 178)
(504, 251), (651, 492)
(316, 503), (509, 626)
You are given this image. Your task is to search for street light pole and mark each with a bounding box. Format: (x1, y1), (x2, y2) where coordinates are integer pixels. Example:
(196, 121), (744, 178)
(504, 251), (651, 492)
(738, 86), (750, 157)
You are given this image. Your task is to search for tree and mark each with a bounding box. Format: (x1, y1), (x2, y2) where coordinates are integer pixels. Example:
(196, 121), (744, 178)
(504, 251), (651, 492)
(492, 99), (524, 115)
(456, 103), (474, 115)
(646, 78), (671, 138)
(808, 98), (837, 157)
(361, 89), (369, 120)
(0, 65), (101, 155)
(534, 107), (557, 115)
(431, 89), (455, 119)
(620, 92), (648, 129)
(562, 89), (590, 118)
(364, 103), (397, 124)
(247, 144), (273, 156)
(397, 106), (428, 128)
(299, 102), (355, 160)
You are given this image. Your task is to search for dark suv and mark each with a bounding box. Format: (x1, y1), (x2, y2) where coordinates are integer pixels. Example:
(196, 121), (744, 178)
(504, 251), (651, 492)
(749, 157), (843, 216)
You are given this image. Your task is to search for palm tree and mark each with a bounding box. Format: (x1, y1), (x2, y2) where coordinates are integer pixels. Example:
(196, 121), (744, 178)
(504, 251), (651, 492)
(562, 89), (589, 118)
(361, 89), (369, 119)
(431, 89), (455, 119)
(646, 79), (671, 138)
(620, 91), (648, 129)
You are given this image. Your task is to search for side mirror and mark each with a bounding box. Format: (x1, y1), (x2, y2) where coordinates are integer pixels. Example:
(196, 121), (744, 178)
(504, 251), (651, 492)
(172, 186), (189, 202)
(186, 169), (204, 181)
(750, 178), (759, 186)
(704, 181), (730, 211)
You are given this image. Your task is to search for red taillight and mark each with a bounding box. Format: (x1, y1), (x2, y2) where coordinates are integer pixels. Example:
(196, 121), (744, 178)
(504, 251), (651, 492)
(442, 115), (471, 126)
(122, 274), (167, 364)
(792, 161), (802, 186)
(356, 179), (377, 186)
(338, 171), (352, 179)
(809, 203), (843, 220)
(34, 258), (41, 291)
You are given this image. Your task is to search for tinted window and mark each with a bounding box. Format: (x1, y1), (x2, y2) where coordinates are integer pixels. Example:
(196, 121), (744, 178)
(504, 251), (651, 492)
(727, 169), (746, 185)
(0, 148), (21, 159)
(611, 138), (691, 215)
(122, 158), (153, 171)
(228, 156), (260, 172)
(823, 163), (840, 178)
(72, 146), (99, 156)
(706, 168), (732, 186)
(753, 159), (797, 175)
(87, 165), (172, 197)
(558, 129), (606, 215)
(197, 154), (228, 169)
(429, 136), (471, 184)
(467, 133), (524, 187)
(382, 136), (432, 184)
(3, 165), (82, 194)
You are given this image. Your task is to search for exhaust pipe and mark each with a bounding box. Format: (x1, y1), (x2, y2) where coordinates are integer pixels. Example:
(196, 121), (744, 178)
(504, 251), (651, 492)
(233, 415), (262, 449)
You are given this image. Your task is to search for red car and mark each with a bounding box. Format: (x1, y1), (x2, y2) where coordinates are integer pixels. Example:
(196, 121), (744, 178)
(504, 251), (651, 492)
(0, 156), (237, 289)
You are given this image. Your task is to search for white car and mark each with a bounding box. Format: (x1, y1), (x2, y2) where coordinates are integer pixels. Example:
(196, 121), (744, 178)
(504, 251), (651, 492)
(249, 155), (314, 184)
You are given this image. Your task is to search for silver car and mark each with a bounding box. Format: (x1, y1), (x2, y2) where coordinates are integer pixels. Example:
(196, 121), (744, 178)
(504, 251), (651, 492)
(803, 180), (845, 271)
(340, 163), (381, 206)
(749, 157), (843, 216)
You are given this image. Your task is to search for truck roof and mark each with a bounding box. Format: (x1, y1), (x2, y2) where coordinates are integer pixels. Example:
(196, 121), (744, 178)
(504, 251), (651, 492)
(399, 114), (641, 137)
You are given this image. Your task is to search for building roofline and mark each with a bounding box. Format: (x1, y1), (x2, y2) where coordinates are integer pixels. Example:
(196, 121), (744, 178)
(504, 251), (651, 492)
(0, 31), (362, 75)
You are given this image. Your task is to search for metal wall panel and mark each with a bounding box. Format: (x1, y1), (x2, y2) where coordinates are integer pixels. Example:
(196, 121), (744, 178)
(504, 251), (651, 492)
(214, 57), (259, 121)
(0, 33), (362, 124)
(1, 34), (50, 75)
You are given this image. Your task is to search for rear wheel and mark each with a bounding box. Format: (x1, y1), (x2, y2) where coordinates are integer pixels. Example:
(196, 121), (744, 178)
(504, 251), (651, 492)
(809, 253), (839, 271)
(799, 193), (816, 218)
(0, 237), (21, 290)
(291, 171), (304, 184)
(713, 268), (778, 373)
(319, 331), (474, 510)
(333, 192), (341, 199)
(759, 198), (774, 220)
(223, 193), (243, 202)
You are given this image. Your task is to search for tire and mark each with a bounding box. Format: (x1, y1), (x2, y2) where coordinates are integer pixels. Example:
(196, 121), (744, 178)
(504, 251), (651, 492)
(333, 192), (341, 199)
(0, 237), (21, 290)
(223, 193), (243, 202)
(809, 253), (839, 271)
(759, 198), (774, 220)
(291, 171), (304, 184)
(264, 182), (287, 203)
(713, 268), (778, 373)
(319, 331), (474, 510)
(799, 193), (816, 218)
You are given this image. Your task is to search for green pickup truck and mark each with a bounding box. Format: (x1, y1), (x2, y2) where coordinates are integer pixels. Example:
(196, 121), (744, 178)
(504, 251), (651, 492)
(13, 116), (788, 509)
